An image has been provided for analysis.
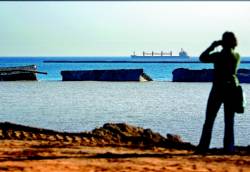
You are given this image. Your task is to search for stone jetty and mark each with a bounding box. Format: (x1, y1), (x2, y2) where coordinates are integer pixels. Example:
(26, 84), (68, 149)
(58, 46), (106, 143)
(172, 68), (250, 83)
(61, 69), (152, 81)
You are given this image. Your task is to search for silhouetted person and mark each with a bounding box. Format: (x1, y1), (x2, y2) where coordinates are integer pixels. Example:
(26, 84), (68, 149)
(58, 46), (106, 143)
(197, 32), (240, 153)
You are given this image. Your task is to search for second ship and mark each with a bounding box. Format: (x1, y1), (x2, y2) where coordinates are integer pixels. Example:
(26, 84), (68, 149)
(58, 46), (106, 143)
(130, 48), (190, 62)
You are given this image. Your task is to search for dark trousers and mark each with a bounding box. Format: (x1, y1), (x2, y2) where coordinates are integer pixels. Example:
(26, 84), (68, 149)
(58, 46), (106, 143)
(198, 84), (235, 152)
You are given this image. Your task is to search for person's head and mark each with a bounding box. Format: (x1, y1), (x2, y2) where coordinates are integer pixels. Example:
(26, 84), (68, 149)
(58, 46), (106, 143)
(222, 31), (237, 49)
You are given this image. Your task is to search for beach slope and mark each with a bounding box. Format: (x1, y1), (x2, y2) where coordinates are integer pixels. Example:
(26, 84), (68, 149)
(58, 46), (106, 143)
(0, 122), (250, 172)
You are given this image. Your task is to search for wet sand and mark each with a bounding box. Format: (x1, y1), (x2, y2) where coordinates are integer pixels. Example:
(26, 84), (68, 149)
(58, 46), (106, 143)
(1, 122), (250, 172)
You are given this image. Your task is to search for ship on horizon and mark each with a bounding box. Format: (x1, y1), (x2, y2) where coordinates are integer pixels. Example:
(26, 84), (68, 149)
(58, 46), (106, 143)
(131, 48), (189, 61)
(43, 48), (198, 64)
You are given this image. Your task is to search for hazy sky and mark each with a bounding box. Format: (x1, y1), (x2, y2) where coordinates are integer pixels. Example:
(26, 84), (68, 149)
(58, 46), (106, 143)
(0, 1), (250, 57)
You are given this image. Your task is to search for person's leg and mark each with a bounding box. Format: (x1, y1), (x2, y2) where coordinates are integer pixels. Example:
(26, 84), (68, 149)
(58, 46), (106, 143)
(197, 87), (222, 152)
(224, 102), (235, 153)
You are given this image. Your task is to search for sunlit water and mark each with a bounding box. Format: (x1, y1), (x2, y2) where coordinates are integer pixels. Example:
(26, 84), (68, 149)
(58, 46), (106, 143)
(0, 81), (249, 148)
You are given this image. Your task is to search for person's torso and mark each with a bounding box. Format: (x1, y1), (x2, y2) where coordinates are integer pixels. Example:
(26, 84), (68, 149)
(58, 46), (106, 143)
(213, 50), (240, 86)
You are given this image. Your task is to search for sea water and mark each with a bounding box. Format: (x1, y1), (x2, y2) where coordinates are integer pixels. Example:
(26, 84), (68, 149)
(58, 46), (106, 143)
(0, 57), (250, 148)
(1, 56), (250, 81)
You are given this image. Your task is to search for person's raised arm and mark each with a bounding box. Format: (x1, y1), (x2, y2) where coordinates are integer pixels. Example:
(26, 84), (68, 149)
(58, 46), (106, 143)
(199, 40), (222, 63)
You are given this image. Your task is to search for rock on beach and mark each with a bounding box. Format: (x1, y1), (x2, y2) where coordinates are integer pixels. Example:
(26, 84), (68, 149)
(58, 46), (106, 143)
(0, 122), (193, 149)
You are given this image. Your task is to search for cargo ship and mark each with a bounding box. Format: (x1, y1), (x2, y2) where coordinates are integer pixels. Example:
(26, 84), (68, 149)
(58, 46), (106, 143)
(43, 48), (197, 64)
(130, 48), (189, 61)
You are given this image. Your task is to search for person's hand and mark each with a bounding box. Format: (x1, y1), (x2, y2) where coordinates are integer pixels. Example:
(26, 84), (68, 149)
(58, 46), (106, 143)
(210, 40), (222, 49)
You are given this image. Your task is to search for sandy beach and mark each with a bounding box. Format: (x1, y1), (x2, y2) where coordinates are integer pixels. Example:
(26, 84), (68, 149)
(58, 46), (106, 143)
(1, 140), (250, 172)
(1, 122), (250, 172)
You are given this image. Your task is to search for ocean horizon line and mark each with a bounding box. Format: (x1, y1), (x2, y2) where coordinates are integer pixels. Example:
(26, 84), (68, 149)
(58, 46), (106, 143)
(0, 56), (250, 59)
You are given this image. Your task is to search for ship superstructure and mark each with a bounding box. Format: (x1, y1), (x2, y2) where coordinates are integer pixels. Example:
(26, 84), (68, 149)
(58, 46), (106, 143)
(131, 49), (189, 60)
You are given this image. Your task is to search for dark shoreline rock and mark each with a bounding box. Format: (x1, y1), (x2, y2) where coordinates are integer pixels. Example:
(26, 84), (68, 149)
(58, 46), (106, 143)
(172, 68), (250, 83)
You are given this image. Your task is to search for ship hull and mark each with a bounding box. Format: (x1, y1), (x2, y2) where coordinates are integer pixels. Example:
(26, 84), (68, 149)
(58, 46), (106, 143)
(130, 55), (190, 61)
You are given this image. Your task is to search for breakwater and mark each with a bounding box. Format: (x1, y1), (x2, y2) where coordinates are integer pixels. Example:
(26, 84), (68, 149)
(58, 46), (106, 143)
(61, 69), (152, 81)
(172, 68), (250, 83)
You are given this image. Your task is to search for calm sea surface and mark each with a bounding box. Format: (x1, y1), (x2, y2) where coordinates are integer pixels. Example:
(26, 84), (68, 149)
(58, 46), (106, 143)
(0, 57), (250, 148)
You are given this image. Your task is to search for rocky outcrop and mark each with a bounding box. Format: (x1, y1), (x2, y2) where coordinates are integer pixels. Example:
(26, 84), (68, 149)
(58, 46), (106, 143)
(172, 68), (250, 83)
(237, 69), (250, 83)
(0, 122), (194, 150)
(61, 69), (153, 81)
(0, 65), (38, 81)
(172, 68), (213, 82)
